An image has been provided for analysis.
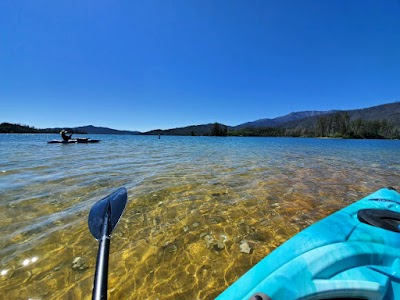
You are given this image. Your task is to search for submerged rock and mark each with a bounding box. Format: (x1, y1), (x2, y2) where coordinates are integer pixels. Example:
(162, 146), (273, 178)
(203, 234), (229, 251)
(72, 257), (88, 272)
(209, 216), (224, 224)
(239, 240), (252, 254)
(167, 244), (178, 253)
(199, 232), (208, 238)
(162, 241), (178, 253)
(213, 241), (225, 251)
(53, 264), (63, 272)
(247, 232), (267, 242)
(204, 235), (214, 249)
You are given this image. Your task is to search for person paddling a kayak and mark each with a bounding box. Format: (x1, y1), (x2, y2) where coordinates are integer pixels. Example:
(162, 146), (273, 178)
(60, 130), (72, 141)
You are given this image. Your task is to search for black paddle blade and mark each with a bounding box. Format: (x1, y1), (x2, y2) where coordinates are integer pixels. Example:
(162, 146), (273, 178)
(88, 187), (128, 240)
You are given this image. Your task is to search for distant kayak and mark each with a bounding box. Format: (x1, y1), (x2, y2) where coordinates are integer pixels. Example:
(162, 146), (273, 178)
(48, 138), (100, 144)
(216, 187), (400, 300)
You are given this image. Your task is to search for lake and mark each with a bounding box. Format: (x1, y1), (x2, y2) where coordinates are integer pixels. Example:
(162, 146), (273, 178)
(0, 134), (399, 299)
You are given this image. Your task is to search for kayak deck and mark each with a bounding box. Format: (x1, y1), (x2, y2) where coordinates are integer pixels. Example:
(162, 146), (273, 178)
(216, 187), (400, 300)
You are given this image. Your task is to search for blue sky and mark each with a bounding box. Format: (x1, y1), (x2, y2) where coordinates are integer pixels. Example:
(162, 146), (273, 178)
(1, 1), (400, 132)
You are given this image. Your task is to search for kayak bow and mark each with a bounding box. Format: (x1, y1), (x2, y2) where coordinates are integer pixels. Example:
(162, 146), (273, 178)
(216, 187), (400, 300)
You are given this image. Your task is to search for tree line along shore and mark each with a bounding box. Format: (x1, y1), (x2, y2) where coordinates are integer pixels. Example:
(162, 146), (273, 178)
(0, 123), (86, 134)
(227, 112), (400, 139)
(1, 112), (399, 139)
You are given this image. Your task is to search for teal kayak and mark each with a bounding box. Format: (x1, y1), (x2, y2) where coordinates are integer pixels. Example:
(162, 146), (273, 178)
(216, 187), (400, 300)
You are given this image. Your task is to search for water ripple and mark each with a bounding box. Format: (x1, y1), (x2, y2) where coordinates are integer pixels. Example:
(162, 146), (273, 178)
(0, 134), (399, 299)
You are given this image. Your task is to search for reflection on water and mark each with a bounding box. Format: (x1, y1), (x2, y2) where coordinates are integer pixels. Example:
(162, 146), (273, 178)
(0, 134), (399, 299)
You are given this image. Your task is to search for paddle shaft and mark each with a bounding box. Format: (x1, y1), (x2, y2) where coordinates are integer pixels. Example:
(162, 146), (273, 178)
(92, 207), (111, 300)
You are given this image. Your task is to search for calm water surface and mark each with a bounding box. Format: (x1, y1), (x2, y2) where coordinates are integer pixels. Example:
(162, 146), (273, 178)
(0, 134), (399, 299)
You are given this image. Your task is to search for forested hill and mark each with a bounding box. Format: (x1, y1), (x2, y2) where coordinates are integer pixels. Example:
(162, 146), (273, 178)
(279, 102), (400, 130)
(2, 101), (399, 138)
(233, 110), (338, 129)
(0, 123), (140, 134)
(74, 125), (140, 135)
(0, 123), (46, 133)
(144, 102), (400, 139)
(231, 102), (400, 139)
(347, 102), (400, 122)
(143, 124), (220, 136)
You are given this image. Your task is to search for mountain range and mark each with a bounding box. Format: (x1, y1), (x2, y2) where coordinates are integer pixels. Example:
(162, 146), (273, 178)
(144, 101), (400, 136)
(1, 101), (399, 136)
(232, 110), (338, 130)
(72, 125), (141, 135)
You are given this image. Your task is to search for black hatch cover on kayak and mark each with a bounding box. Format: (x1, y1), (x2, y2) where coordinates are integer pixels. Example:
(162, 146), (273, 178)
(358, 209), (400, 233)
